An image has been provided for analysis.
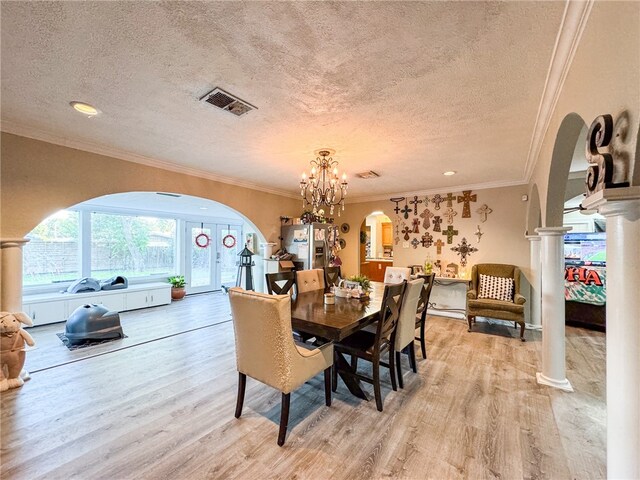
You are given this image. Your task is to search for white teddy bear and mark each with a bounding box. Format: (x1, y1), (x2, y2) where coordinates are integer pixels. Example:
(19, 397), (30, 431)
(0, 312), (35, 392)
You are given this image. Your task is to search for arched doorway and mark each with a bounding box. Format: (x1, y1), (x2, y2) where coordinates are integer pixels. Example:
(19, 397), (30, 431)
(358, 211), (394, 282)
(22, 192), (267, 300)
(526, 183), (542, 235)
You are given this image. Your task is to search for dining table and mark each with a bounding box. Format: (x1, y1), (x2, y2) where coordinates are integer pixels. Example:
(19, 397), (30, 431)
(290, 281), (386, 400)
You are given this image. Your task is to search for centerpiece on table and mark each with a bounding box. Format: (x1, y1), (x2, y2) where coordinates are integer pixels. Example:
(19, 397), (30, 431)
(334, 274), (372, 300)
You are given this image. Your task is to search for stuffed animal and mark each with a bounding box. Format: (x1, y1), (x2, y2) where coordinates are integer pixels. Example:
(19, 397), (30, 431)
(0, 312), (35, 392)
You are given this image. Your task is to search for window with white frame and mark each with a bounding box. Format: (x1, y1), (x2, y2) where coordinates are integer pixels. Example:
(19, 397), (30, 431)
(23, 209), (177, 289)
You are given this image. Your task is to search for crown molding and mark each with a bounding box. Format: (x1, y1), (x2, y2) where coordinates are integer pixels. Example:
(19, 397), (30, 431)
(0, 120), (300, 200)
(523, 0), (594, 182)
(349, 178), (528, 204)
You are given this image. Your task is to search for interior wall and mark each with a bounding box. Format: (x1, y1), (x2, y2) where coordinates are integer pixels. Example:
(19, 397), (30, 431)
(337, 184), (530, 280)
(0, 133), (300, 242)
(531, 2), (640, 223)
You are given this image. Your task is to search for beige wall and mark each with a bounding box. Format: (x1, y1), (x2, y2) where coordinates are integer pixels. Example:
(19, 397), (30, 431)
(531, 2), (640, 225)
(337, 185), (531, 280)
(0, 132), (300, 241)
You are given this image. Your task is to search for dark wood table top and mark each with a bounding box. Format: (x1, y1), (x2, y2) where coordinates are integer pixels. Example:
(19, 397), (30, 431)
(291, 282), (385, 341)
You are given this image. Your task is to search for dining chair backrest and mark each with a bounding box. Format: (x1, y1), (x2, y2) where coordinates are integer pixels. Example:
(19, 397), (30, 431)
(296, 269), (325, 293)
(324, 266), (342, 288)
(265, 271), (297, 296)
(416, 273), (436, 317)
(229, 288), (300, 393)
(394, 278), (425, 351)
(375, 281), (407, 351)
(384, 267), (412, 284)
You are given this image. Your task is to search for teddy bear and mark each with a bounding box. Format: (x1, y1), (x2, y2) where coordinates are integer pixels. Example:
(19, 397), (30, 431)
(0, 312), (35, 392)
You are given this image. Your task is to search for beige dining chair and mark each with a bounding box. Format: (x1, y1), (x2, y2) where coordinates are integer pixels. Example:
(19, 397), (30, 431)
(296, 269), (325, 293)
(384, 267), (412, 284)
(229, 288), (334, 446)
(393, 278), (424, 388)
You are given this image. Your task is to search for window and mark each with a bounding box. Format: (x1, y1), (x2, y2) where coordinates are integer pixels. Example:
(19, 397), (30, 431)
(23, 210), (80, 286)
(90, 213), (176, 279)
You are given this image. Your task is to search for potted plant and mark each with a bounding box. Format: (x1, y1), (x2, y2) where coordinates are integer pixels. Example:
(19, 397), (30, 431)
(168, 275), (186, 301)
(347, 274), (372, 299)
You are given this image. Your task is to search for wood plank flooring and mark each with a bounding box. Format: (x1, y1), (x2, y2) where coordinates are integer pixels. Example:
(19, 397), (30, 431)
(1, 293), (606, 479)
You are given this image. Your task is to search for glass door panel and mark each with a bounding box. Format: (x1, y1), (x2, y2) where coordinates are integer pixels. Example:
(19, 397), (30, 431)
(186, 223), (215, 294)
(217, 225), (242, 290)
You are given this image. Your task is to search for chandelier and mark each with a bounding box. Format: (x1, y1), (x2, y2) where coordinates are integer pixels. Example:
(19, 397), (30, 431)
(299, 149), (348, 216)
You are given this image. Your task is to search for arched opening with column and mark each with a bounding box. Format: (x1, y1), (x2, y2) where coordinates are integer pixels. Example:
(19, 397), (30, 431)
(358, 210), (394, 282)
(525, 183), (542, 328)
(526, 183), (542, 235)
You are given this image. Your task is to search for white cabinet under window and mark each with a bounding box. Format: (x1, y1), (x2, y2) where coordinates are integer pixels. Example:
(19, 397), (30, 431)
(22, 283), (171, 326)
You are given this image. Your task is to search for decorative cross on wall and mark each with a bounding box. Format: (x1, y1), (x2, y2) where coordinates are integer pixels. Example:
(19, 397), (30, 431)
(445, 192), (456, 207)
(475, 225), (483, 243)
(432, 194), (444, 210)
(401, 225), (412, 241)
(411, 238), (420, 249)
(457, 190), (477, 218)
(423, 196), (430, 207)
(442, 225), (459, 244)
(410, 196), (423, 215)
(419, 208), (434, 230)
(443, 207), (457, 225)
(411, 218), (420, 233)
(434, 239), (445, 255)
(421, 232), (433, 248)
(477, 204), (493, 223)
(400, 201), (412, 220)
(390, 197), (405, 216)
(451, 237), (478, 267)
(432, 216), (442, 232)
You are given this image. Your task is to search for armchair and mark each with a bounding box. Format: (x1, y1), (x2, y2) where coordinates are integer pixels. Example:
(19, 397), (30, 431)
(466, 263), (527, 341)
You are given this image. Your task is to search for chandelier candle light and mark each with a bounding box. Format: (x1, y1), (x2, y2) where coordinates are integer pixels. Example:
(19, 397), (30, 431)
(300, 149), (348, 216)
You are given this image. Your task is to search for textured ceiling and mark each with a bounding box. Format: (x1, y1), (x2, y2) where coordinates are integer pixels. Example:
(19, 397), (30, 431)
(0, 1), (564, 199)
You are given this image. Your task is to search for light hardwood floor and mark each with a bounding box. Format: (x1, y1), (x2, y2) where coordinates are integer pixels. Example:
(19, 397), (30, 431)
(1, 293), (606, 479)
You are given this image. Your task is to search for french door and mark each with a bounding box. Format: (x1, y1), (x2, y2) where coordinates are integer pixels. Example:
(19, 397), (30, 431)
(185, 222), (242, 294)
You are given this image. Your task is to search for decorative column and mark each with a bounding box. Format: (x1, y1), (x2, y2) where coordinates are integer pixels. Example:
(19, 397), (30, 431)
(535, 227), (573, 392)
(526, 234), (542, 328)
(1, 238), (30, 312)
(584, 188), (640, 480)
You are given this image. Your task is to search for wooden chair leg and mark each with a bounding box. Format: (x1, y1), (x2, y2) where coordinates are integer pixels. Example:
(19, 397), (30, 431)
(467, 315), (473, 332)
(234, 372), (246, 419)
(277, 392), (291, 446)
(519, 322), (526, 342)
(409, 345), (417, 373)
(396, 351), (404, 389)
(389, 348), (397, 392)
(372, 357), (383, 412)
(419, 318), (427, 359)
(324, 367), (332, 406)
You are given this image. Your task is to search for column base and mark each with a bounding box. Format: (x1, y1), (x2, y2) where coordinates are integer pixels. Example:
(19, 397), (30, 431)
(536, 372), (573, 392)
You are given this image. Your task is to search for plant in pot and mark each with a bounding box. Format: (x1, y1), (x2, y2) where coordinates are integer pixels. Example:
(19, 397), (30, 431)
(168, 275), (186, 301)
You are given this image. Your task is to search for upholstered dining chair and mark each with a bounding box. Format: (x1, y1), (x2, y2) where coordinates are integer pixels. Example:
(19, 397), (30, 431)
(384, 267), (412, 284)
(332, 281), (406, 412)
(324, 266), (342, 288)
(265, 271), (296, 296)
(393, 278), (424, 388)
(466, 264), (527, 341)
(229, 288), (333, 446)
(296, 269), (326, 293)
(415, 273), (435, 358)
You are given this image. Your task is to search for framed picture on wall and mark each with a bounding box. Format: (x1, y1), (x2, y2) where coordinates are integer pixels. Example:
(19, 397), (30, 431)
(410, 265), (424, 275)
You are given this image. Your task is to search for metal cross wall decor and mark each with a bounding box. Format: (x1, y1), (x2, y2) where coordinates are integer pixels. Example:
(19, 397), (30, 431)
(444, 193), (456, 207)
(411, 238), (420, 249)
(401, 225), (412, 241)
(457, 190), (477, 218)
(443, 207), (457, 225)
(410, 196), (423, 215)
(421, 232), (433, 248)
(434, 239), (445, 255)
(474, 225), (483, 243)
(400, 200), (412, 220)
(451, 237), (478, 267)
(476, 204), (493, 223)
(432, 216), (442, 232)
(419, 208), (434, 230)
(442, 225), (458, 244)
(432, 194), (444, 210)
(390, 197), (405, 215)
(411, 218), (420, 233)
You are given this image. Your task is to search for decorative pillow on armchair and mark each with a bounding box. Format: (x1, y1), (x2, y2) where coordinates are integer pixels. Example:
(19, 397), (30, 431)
(478, 274), (514, 302)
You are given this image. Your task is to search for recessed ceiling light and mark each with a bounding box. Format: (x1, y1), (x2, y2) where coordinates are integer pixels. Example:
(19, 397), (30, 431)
(70, 101), (100, 116)
(443, 171), (457, 176)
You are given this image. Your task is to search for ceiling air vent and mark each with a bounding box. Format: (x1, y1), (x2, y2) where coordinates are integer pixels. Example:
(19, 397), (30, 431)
(355, 171), (380, 179)
(199, 87), (257, 117)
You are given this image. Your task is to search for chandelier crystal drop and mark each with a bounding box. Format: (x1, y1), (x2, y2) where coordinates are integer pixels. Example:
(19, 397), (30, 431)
(299, 149), (348, 216)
